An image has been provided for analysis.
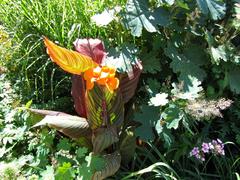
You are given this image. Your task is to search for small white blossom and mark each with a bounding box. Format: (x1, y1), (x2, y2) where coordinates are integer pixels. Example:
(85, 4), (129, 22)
(149, 93), (169, 106)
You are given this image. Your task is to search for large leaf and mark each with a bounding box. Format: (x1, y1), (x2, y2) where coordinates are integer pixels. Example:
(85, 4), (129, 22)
(86, 85), (124, 129)
(92, 151), (121, 180)
(71, 75), (87, 117)
(105, 44), (139, 75)
(122, 0), (170, 37)
(33, 115), (91, 139)
(134, 105), (160, 141)
(44, 37), (97, 74)
(165, 43), (207, 84)
(29, 109), (70, 116)
(196, 0), (226, 20)
(73, 38), (107, 64)
(92, 126), (119, 153)
(119, 62), (142, 103)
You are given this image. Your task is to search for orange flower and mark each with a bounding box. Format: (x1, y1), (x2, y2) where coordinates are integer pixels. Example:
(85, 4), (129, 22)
(84, 65), (119, 92)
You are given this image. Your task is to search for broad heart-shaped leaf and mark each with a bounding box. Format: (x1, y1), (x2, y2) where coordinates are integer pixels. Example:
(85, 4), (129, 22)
(71, 75), (87, 118)
(196, 0), (226, 20)
(119, 62), (142, 103)
(73, 38), (107, 64)
(92, 151), (121, 180)
(104, 44), (139, 76)
(33, 115), (91, 139)
(134, 105), (160, 141)
(86, 85), (124, 129)
(92, 126), (119, 153)
(165, 43), (207, 84)
(122, 0), (170, 37)
(43, 37), (97, 75)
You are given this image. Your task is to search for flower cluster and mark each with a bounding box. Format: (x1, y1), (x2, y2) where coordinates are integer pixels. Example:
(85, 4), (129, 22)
(189, 139), (225, 162)
(83, 65), (119, 92)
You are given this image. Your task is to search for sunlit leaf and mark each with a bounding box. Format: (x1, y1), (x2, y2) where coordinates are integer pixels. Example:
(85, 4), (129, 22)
(33, 115), (91, 139)
(86, 85), (124, 129)
(122, 0), (170, 37)
(44, 37), (97, 74)
(73, 38), (107, 64)
(196, 0), (226, 20)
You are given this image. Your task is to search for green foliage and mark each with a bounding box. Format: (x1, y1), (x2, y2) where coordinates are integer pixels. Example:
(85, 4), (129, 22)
(1, 0), (240, 179)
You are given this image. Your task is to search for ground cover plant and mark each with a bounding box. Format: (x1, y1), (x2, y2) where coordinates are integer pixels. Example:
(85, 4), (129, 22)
(0, 0), (240, 179)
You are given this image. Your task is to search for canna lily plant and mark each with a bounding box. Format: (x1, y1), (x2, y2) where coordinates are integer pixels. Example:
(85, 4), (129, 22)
(32, 37), (142, 179)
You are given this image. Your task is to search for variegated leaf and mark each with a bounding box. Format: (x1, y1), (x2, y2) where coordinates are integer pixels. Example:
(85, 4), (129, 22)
(92, 126), (119, 153)
(86, 85), (124, 129)
(33, 115), (91, 139)
(44, 37), (97, 75)
(92, 151), (121, 180)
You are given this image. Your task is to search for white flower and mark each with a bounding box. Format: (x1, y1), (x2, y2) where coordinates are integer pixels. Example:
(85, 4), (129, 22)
(149, 93), (169, 106)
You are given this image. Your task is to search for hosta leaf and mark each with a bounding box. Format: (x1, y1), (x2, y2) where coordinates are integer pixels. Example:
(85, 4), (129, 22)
(134, 105), (160, 141)
(73, 38), (107, 64)
(196, 0), (226, 20)
(71, 75), (87, 117)
(86, 85), (124, 129)
(119, 127), (136, 164)
(44, 37), (97, 74)
(92, 126), (119, 153)
(122, 0), (170, 37)
(119, 63), (142, 103)
(33, 115), (91, 139)
(92, 151), (121, 180)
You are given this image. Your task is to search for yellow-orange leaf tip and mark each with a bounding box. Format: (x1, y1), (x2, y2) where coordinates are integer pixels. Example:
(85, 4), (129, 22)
(43, 37), (97, 75)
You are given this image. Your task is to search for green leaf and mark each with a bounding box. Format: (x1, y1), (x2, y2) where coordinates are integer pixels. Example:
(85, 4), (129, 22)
(161, 103), (183, 129)
(196, 0), (226, 20)
(92, 126), (119, 153)
(105, 44), (138, 74)
(142, 52), (161, 73)
(92, 151), (121, 180)
(119, 127), (136, 164)
(227, 66), (240, 94)
(165, 43), (207, 82)
(33, 115), (91, 139)
(157, 0), (175, 6)
(134, 105), (160, 141)
(57, 138), (71, 151)
(171, 76), (203, 100)
(210, 45), (229, 65)
(76, 147), (88, 159)
(122, 0), (170, 37)
(85, 153), (106, 171)
(55, 162), (75, 180)
(86, 85), (124, 129)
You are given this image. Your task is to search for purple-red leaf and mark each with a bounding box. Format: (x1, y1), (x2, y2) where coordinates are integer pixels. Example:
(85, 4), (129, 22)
(71, 75), (87, 118)
(119, 62), (142, 103)
(74, 39), (107, 64)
